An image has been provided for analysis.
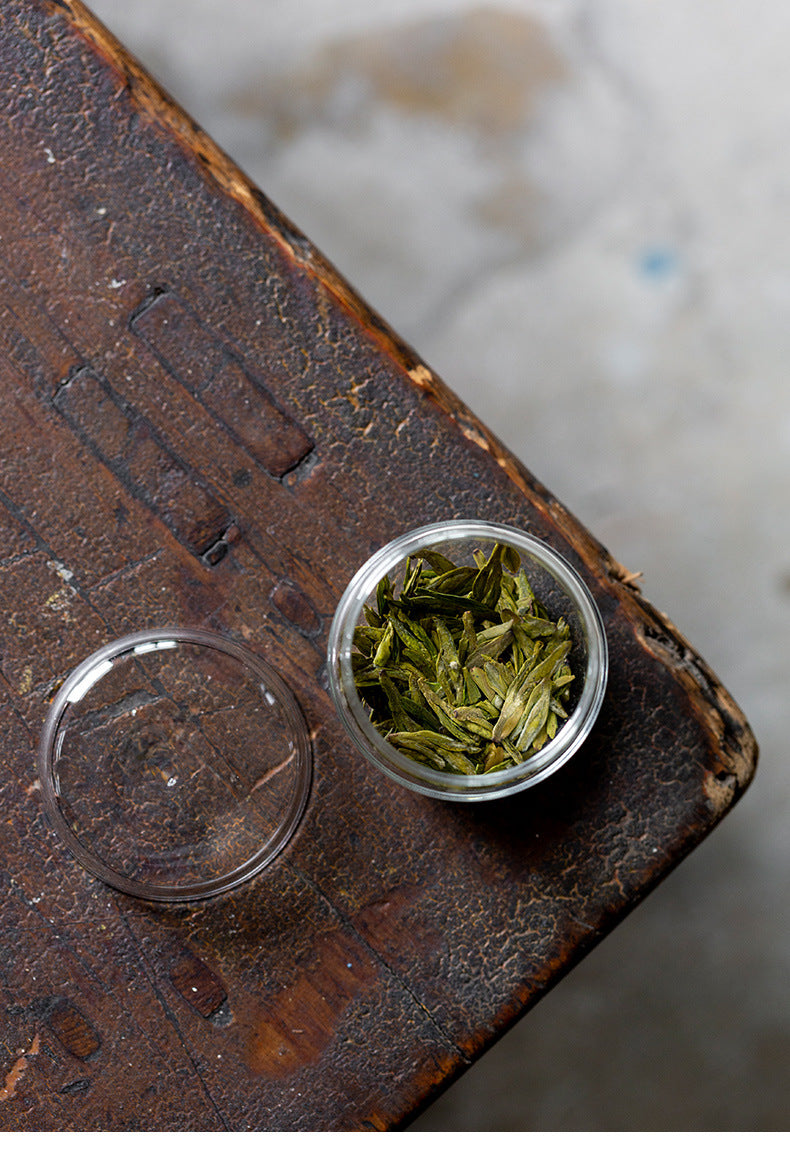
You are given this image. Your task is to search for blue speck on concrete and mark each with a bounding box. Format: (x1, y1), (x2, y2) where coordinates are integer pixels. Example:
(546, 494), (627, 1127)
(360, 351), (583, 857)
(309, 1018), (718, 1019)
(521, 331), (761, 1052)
(638, 246), (679, 279)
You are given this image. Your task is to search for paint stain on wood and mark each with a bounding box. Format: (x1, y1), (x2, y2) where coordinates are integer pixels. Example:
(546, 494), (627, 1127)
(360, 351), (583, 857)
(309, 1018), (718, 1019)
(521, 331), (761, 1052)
(0, 1033), (40, 1103)
(243, 930), (376, 1078)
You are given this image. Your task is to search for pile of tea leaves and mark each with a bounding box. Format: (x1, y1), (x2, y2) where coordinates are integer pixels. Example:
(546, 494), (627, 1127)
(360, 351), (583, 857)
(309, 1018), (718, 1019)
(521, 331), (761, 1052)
(351, 542), (575, 775)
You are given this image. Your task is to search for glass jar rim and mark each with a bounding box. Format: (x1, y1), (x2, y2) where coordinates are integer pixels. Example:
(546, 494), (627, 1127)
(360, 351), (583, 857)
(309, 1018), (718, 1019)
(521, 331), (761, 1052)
(327, 520), (608, 801)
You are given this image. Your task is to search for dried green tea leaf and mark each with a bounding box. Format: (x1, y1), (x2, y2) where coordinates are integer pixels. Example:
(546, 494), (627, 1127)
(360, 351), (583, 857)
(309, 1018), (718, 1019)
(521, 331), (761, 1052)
(425, 566), (479, 594)
(372, 620), (395, 667)
(411, 548), (456, 573)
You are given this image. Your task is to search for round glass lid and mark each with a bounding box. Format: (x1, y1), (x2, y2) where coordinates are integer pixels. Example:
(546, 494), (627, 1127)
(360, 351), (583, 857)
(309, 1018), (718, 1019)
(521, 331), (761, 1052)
(38, 628), (312, 902)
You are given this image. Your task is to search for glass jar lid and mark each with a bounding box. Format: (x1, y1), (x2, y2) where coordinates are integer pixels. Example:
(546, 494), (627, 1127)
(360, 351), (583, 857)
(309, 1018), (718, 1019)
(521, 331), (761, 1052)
(38, 628), (312, 902)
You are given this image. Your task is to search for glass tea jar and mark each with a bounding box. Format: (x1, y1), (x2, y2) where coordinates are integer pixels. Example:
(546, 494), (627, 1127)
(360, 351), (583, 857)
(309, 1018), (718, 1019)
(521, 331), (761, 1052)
(327, 520), (608, 802)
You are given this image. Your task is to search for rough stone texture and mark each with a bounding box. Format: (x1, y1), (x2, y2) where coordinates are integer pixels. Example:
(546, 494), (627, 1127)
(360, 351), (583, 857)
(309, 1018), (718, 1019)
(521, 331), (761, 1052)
(0, 0), (771, 1131)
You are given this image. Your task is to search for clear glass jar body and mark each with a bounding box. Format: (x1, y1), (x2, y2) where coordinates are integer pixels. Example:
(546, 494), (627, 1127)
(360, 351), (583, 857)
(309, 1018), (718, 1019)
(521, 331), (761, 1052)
(327, 520), (608, 802)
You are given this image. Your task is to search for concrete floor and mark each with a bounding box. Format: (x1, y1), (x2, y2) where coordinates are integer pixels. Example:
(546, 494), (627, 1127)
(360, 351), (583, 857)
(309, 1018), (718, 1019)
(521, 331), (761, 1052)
(86, 0), (788, 1130)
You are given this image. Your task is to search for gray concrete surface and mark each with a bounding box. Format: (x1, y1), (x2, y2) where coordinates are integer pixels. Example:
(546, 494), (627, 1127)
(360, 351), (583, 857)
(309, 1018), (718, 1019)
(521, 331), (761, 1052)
(85, 0), (788, 1130)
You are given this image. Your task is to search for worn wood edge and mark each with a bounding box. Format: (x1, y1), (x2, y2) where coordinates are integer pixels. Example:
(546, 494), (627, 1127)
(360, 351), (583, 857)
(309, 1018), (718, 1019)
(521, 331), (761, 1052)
(43, 3), (550, 464)
(49, 0), (758, 813)
(397, 783), (729, 1133)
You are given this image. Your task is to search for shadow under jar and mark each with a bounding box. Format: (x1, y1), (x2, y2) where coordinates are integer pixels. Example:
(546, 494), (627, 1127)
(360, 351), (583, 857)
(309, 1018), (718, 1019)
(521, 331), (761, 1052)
(328, 520), (608, 802)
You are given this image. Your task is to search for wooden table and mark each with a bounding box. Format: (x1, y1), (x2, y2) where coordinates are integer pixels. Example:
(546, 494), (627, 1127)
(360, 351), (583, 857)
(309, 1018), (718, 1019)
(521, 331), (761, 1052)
(0, 0), (758, 1131)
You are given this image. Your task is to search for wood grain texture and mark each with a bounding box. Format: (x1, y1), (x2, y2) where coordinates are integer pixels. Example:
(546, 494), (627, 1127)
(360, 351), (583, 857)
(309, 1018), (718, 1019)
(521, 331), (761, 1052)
(0, 0), (757, 1132)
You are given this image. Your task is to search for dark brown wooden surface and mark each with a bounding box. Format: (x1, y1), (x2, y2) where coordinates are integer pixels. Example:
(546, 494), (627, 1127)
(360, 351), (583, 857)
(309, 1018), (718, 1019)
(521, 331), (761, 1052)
(0, 0), (757, 1132)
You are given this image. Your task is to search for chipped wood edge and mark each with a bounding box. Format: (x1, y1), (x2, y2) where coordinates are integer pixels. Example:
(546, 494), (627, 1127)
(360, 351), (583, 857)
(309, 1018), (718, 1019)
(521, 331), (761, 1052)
(48, 0), (758, 810)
